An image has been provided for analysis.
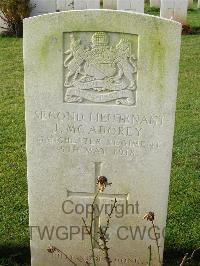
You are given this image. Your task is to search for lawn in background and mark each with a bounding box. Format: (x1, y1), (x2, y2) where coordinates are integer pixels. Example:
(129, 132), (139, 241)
(0, 9), (200, 266)
(0, 37), (29, 265)
(146, 3), (200, 29)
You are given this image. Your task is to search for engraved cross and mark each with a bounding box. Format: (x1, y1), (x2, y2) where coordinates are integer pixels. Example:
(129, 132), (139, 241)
(66, 162), (128, 248)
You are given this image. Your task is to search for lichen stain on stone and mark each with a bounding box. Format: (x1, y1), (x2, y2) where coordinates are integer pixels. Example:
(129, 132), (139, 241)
(39, 33), (60, 68)
(147, 21), (169, 101)
(40, 38), (49, 63)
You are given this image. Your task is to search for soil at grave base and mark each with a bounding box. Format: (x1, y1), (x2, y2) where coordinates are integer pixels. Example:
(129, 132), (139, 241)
(182, 25), (200, 35)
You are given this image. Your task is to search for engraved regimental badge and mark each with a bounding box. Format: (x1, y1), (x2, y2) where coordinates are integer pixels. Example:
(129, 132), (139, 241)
(64, 32), (137, 106)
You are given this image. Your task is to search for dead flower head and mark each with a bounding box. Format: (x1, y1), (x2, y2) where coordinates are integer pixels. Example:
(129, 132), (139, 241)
(97, 176), (112, 192)
(144, 212), (155, 222)
(47, 245), (56, 253)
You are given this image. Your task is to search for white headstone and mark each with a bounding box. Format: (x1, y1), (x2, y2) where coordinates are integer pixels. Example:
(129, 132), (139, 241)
(117, 0), (144, 13)
(24, 10), (181, 266)
(103, 0), (117, 9)
(188, 0), (193, 8)
(160, 0), (188, 24)
(74, 0), (100, 9)
(0, 12), (6, 33)
(160, 0), (174, 19)
(56, 0), (74, 11)
(150, 0), (161, 8)
(198, 0), (200, 8)
(31, 0), (57, 16)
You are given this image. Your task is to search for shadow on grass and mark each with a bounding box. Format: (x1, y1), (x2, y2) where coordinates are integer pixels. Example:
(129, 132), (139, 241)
(182, 26), (200, 35)
(0, 246), (30, 266)
(164, 248), (200, 266)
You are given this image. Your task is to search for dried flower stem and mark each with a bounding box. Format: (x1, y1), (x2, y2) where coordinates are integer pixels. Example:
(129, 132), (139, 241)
(179, 253), (189, 266)
(82, 190), (100, 265)
(82, 176), (113, 266)
(98, 198), (117, 266)
(99, 226), (111, 266)
(103, 198), (117, 236)
(144, 212), (161, 265)
(190, 247), (200, 258)
(179, 247), (200, 266)
(89, 190), (100, 266)
(151, 220), (161, 264)
(148, 245), (152, 266)
(47, 246), (77, 265)
(82, 217), (104, 251)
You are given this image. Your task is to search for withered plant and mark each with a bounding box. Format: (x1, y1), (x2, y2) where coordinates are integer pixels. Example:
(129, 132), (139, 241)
(144, 212), (162, 265)
(82, 176), (116, 266)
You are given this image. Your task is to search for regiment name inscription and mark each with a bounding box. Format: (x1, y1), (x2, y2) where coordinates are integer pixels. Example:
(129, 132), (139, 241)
(34, 110), (164, 160)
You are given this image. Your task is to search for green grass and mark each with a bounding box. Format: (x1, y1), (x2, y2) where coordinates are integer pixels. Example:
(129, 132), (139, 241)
(0, 37), (29, 265)
(188, 9), (200, 28)
(0, 12), (200, 266)
(165, 35), (200, 264)
(145, 4), (200, 29)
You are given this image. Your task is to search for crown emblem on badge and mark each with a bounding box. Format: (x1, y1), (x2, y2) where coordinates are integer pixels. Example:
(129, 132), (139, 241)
(92, 32), (109, 46)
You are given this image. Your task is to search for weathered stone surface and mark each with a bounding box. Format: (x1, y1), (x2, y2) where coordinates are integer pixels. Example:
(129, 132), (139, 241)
(160, 0), (188, 24)
(74, 0), (100, 9)
(188, 0), (193, 8)
(117, 0), (144, 13)
(56, 0), (74, 11)
(24, 10), (181, 266)
(31, 0), (57, 15)
(150, 0), (161, 8)
(0, 12), (6, 33)
(103, 0), (117, 9)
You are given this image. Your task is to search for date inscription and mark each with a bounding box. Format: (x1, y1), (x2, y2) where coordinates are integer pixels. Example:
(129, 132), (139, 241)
(33, 110), (164, 161)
